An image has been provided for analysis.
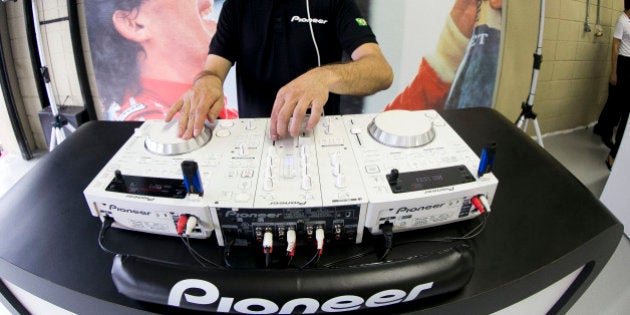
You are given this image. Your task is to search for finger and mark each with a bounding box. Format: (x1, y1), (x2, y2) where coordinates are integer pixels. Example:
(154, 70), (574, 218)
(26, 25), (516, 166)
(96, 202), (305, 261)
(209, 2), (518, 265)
(181, 96), (198, 139)
(276, 99), (295, 139)
(191, 95), (212, 138)
(290, 98), (310, 137)
(183, 113), (195, 140)
(306, 102), (324, 131)
(208, 96), (225, 123)
(269, 94), (285, 140)
(177, 102), (190, 138)
(166, 99), (183, 122)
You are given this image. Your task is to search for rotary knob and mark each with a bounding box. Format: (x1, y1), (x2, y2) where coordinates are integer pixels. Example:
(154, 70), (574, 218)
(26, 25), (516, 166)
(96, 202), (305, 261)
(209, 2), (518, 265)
(367, 110), (435, 148)
(144, 120), (211, 155)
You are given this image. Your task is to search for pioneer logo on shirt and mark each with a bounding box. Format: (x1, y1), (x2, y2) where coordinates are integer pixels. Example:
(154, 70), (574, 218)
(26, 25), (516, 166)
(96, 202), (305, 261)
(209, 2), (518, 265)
(290, 15), (328, 24)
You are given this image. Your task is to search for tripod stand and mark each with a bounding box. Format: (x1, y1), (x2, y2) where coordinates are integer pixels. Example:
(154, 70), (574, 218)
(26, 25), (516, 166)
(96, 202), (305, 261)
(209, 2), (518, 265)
(30, 0), (75, 151)
(515, 0), (545, 147)
(46, 83), (76, 151)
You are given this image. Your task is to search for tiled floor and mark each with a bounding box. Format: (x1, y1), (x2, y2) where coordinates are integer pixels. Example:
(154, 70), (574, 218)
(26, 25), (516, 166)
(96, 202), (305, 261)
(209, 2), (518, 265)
(0, 150), (43, 199)
(0, 125), (628, 314)
(542, 126), (612, 198)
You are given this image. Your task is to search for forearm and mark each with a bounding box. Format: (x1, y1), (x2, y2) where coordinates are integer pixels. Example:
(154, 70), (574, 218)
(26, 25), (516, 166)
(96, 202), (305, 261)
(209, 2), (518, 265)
(195, 54), (232, 86)
(313, 43), (393, 96)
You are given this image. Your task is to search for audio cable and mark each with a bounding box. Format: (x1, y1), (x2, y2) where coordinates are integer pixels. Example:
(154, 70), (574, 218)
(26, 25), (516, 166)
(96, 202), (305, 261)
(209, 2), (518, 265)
(98, 215), (224, 269)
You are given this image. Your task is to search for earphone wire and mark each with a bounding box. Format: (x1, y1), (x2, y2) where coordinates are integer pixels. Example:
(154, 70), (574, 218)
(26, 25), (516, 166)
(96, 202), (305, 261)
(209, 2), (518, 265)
(306, 0), (321, 68)
(306, 0), (324, 119)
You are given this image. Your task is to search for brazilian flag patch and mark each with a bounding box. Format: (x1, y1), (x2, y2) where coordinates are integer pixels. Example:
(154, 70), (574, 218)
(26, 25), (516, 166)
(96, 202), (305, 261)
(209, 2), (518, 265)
(355, 18), (368, 26)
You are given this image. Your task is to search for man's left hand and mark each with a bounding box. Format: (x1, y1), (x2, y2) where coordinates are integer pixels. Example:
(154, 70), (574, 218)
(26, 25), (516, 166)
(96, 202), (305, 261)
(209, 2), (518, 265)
(270, 68), (330, 140)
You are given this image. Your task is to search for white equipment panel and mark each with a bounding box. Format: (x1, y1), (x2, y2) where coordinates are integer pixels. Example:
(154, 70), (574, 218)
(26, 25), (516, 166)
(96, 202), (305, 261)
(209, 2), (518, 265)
(84, 110), (498, 246)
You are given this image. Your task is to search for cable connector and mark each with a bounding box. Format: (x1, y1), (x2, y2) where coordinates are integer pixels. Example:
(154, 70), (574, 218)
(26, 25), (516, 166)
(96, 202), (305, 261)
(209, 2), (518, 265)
(185, 215), (198, 235)
(478, 195), (492, 213)
(176, 214), (189, 235)
(263, 229), (273, 254)
(286, 228), (296, 257)
(263, 229), (274, 268)
(379, 222), (394, 261)
(471, 195), (486, 214)
(315, 227), (325, 255)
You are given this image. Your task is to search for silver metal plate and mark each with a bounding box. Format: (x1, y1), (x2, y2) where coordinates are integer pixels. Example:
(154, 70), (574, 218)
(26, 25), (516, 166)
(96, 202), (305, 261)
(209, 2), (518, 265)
(144, 120), (211, 155)
(367, 110), (435, 148)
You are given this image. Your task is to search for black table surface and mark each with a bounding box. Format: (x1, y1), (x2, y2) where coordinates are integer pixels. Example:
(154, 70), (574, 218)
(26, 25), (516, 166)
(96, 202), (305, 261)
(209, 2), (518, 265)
(0, 108), (623, 314)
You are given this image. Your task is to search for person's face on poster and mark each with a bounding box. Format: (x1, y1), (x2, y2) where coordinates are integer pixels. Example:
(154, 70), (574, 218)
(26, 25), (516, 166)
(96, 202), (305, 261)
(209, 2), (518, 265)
(134, 0), (217, 63)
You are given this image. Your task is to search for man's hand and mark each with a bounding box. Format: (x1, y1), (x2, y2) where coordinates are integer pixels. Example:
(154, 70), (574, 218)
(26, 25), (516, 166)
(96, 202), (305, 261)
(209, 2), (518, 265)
(165, 55), (231, 139)
(269, 43), (393, 140)
(270, 68), (330, 140)
(166, 75), (224, 139)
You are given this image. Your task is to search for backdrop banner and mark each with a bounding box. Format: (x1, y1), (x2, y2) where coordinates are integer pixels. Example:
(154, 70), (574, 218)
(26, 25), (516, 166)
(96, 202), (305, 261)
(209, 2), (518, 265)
(84, 0), (502, 121)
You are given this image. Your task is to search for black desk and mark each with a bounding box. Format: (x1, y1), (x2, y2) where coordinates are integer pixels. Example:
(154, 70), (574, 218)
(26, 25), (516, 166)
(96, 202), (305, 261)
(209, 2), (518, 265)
(0, 108), (623, 314)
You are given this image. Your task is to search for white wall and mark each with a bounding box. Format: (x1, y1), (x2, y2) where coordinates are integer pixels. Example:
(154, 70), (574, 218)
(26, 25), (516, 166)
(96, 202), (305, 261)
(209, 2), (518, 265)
(600, 118), (630, 236)
(364, 0), (454, 113)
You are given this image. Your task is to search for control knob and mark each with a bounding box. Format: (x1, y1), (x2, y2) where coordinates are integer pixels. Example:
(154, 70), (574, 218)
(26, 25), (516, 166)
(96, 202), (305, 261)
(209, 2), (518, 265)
(367, 110), (435, 148)
(144, 120), (211, 155)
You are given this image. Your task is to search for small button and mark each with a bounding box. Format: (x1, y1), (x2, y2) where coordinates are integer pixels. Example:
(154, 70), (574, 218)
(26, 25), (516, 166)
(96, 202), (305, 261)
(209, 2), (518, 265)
(221, 121), (235, 128)
(216, 129), (231, 137)
(365, 164), (380, 174)
(241, 169), (255, 178)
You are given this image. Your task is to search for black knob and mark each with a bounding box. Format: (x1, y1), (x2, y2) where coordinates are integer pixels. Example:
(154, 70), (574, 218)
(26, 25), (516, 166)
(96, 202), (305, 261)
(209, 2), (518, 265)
(114, 170), (127, 192)
(387, 169), (399, 185)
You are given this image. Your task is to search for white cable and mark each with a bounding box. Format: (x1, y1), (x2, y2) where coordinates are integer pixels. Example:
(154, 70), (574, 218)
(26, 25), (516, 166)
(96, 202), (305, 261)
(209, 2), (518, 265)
(306, 0), (325, 119)
(306, 0), (321, 67)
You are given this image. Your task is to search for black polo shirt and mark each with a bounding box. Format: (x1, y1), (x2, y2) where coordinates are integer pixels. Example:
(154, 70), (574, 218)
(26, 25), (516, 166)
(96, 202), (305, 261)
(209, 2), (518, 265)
(210, 0), (377, 118)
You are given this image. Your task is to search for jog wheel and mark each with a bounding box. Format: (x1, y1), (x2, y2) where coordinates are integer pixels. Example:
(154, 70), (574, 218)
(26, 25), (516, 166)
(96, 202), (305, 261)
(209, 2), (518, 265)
(367, 110), (435, 148)
(144, 120), (212, 155)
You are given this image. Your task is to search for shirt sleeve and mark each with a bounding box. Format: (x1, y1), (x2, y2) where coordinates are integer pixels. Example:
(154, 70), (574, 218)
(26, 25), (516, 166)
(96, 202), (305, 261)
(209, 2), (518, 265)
(613, 15), (623, 40)
(335, 0), (378, 55)
(210, 0), (238, 62)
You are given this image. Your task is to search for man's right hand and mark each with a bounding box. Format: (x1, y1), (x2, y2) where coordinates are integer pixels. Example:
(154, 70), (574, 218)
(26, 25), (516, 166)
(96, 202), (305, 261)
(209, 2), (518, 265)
(165, 55), (232, 139)
(166, 74), (224, 139)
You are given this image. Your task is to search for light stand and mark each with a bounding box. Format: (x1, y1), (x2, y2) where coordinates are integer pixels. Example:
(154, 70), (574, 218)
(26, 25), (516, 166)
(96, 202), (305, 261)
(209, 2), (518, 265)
(515, 0), (545, 147)
(30, 0), (75, 151)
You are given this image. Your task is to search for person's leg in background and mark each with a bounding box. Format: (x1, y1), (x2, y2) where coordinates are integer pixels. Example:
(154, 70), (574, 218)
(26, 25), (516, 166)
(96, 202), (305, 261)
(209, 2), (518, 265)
(594, 83), (619, 148)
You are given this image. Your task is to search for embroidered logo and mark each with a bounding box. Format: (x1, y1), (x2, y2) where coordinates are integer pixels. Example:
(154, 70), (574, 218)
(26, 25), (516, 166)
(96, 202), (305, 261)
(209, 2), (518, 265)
(290, 15), (328, 24)
(355, 18), (368, 26)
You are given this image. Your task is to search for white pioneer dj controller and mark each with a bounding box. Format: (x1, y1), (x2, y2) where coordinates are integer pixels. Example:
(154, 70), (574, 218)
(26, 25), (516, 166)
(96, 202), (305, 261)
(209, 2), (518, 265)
(83, 120), (217, 239)
(342, 111), (497, 234)
(84, 110), (497, 247)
